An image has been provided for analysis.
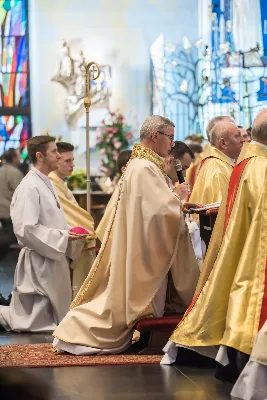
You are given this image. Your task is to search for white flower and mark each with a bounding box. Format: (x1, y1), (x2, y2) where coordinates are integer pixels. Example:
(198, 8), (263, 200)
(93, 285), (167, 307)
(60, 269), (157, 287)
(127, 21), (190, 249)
(100, 148), (106, 154)
(183, 36), (191, 51)
(194, 39), (203, 48)
(180, 80), (188, 93)
(114, 142), (122, 149)
(220, 42), (230, 54)
(165, 43), (176, 53)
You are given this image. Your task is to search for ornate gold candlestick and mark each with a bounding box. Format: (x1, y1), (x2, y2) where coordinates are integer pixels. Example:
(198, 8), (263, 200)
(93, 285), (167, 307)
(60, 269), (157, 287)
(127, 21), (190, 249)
(84, 61), (100, 212)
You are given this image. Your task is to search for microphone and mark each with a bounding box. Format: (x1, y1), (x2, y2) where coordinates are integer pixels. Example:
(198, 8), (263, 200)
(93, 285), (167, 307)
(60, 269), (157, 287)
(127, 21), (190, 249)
(173, 159), (185, 183)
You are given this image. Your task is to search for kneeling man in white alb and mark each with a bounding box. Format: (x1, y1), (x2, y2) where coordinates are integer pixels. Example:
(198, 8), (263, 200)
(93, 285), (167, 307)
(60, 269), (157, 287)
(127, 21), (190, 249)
(0, 136), (84, 332)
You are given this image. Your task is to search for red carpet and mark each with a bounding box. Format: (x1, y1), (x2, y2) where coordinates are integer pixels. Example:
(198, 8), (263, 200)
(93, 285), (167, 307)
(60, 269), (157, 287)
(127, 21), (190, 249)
(0, 343), (162, 368)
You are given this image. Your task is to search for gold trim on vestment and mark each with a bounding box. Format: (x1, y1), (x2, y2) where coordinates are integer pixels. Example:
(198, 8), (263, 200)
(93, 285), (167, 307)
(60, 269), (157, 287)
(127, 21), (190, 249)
(203, 146), (235, 167)
(170, 143), (267, 355)
(69, 144), (169, 310)
(128, 144), (170, 185)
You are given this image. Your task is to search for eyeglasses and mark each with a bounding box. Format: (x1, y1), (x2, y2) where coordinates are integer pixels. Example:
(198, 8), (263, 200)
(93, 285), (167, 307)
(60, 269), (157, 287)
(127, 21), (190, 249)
(157, 130), (174, 142)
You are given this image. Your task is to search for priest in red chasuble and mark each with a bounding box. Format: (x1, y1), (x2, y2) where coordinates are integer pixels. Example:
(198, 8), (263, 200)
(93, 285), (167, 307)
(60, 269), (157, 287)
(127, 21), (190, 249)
(162, 110), (267, 384)
(53, 115), (200, 355)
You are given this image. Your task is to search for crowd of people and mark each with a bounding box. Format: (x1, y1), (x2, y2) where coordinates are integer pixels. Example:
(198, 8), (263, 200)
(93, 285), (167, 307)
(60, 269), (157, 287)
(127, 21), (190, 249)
(0, 113), (265, 400)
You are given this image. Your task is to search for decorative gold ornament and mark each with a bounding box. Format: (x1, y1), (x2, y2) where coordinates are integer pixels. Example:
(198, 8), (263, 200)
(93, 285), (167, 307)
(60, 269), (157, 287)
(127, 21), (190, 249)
(84, 61), (101, 212)
(52, 40), (111, 126)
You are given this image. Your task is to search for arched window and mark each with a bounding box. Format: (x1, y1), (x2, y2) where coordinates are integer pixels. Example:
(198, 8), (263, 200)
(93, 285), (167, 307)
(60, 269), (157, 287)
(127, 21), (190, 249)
(0, 0), (30, 157)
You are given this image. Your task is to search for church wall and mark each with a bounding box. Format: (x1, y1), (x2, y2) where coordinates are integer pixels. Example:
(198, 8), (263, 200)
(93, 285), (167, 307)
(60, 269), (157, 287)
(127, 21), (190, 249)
(29, 0), (198, 141)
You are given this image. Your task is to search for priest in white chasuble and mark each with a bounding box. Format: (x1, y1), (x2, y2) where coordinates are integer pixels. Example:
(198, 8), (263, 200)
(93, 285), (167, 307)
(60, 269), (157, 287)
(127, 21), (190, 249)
(49, 142), (96, 299)
(0, 136), (84, 333)
(95, 149), (132, 243)
(189, 121), (244, 205)
(53, 115), (200, 355)
(162, 111), (267, 380)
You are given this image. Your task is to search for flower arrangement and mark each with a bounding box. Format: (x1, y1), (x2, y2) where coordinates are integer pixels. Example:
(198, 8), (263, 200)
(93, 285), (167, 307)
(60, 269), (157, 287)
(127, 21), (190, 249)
(96, 111), (133, 178)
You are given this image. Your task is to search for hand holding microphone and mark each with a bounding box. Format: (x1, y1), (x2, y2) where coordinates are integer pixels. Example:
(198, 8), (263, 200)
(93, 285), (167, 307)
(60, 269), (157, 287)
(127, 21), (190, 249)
(173, 159), (185, 183)
(173, 182), (191, 200)
(163, 157), (191, 199)
(172, 159), (191, 200)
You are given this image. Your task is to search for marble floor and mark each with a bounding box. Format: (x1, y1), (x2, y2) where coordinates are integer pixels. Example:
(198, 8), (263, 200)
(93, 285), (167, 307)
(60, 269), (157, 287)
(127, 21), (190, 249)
(0, 251), (233, 399)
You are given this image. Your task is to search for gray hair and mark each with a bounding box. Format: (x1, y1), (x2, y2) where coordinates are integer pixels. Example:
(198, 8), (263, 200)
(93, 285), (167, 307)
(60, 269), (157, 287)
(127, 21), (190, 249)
(206, 115), (232, 139)
(140, 115), (175, 141)
(251, 110), (267, 141)
(209, 121), (234, 147)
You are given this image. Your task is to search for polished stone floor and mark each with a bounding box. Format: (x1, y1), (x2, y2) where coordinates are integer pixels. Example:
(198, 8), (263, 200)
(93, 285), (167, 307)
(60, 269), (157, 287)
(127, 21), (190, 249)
(0, 251), (232, 399)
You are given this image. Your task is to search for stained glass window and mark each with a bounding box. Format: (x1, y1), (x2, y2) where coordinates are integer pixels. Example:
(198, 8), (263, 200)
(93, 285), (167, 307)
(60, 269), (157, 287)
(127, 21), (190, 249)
(0, 0), (30, 156)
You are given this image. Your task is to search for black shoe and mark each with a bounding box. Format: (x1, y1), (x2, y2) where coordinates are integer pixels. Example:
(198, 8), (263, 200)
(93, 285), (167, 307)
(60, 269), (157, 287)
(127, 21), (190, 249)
(0, 294), (8, 306)
(6, 293), (12, 306)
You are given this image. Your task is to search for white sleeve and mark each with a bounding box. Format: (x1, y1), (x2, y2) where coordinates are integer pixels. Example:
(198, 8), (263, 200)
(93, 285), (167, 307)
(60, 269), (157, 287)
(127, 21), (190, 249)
(11, 186), (69, 261)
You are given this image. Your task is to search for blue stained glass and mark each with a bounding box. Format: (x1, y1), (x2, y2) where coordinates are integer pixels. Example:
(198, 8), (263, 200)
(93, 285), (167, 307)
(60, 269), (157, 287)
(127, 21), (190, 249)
(0, 1), (30, 156)
(0, 115), (29, 155)
(0, 1), (28, 107)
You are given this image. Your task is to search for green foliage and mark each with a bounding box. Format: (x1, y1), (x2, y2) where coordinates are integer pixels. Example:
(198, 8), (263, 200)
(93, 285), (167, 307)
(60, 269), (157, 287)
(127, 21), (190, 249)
(67, 169), (87, 191)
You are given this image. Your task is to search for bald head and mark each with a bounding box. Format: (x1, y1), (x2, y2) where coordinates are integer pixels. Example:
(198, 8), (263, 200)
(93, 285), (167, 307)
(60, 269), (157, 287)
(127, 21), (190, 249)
(210, 121), (236, 146)
(251, 110), (267, 143)
(206, 116), (233, 141)
(210, 121), (244, 160)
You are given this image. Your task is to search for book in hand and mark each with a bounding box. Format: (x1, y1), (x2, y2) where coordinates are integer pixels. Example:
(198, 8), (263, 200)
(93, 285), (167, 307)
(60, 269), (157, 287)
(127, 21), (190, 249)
(189, 202), (221, 212)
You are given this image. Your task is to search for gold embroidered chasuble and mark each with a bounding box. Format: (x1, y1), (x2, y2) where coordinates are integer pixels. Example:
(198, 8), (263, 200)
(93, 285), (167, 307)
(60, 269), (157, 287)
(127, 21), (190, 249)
(170, 143), (267, 356)
(189, 146), (234, 204)
(49, 172), (96, 298)
(53, 144), (199, 349)
(95, 186), (119, 243)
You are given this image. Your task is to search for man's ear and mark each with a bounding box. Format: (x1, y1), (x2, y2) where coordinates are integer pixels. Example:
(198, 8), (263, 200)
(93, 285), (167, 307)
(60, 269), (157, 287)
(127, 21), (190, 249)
(220, 137), (227, 149)
(36, 152), (44, 162)
(150, 130), (158, 142)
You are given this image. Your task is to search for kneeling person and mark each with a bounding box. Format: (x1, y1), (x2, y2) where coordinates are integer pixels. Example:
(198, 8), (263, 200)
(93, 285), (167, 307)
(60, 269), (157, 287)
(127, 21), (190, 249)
(49, 142), (96, 299)
(0, 136), (83, 332)
(53, 115), (200, 355)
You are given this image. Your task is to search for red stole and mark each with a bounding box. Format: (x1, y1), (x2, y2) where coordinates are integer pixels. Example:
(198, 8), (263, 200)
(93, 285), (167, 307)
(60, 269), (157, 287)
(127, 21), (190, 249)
(182, 157), (250, 320)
